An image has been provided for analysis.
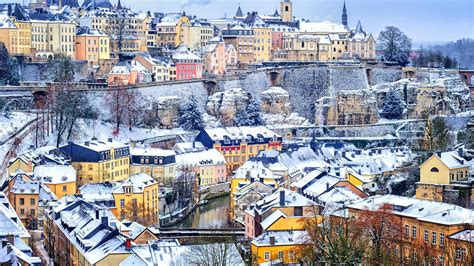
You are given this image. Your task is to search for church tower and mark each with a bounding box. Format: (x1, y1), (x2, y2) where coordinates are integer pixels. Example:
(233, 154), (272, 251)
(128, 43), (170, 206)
(342, 0), (348, 27)
(280, 0), (292, 23)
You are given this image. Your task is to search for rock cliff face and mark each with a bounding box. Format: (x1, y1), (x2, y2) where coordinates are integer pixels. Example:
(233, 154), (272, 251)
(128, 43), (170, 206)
(261, 87), (292, 115)
(207, 88), (250, 127)
(206, 86), (310, 127)
(155, 96), (180, 128)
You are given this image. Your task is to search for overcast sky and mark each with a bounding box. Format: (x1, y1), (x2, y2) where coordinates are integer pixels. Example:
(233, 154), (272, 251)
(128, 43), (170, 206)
(8, 0), (474, 43)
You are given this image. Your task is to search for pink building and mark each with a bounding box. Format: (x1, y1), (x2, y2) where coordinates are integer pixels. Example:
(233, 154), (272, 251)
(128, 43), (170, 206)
(176, 149), (227, 187)
(172, 45), (203, 80)
(202, 38), (237, 75)
(107, 61), (152, 85)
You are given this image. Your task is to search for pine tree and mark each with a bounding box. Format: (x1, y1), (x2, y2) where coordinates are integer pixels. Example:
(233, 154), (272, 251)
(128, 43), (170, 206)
(178, 96), (204, 130)
(234, 98), (264, 126)
(0, 42), (18, 85)
(380, 89), (405, 120)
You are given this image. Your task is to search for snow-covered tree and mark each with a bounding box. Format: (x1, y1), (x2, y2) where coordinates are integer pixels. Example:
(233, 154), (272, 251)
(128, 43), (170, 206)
(234, 98), (264, 126)
(378, 26), (412, 66)
(178, 95), (204, 130)
(380, 89), (405, 119)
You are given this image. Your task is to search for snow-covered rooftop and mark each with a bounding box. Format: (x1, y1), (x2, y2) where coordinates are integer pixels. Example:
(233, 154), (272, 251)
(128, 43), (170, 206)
(252, 230), (307, 247)
(176, 149), (225, 167)
(348, 195), (474, 226)
(33, 165), (76, 184)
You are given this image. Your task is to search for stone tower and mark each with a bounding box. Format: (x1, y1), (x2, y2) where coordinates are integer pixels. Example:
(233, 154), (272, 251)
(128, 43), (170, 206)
(342, 0), (348, 27)
(280, 0), (292, 23)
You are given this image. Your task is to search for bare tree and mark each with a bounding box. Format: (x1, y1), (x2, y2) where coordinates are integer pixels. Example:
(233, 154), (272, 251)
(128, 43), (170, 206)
(120, 201), (158, 226)
(182, 242), (243, 266)
(173, 164), (198, 209)
(105, 85), (140, 135)
(300, 208), (365, 264)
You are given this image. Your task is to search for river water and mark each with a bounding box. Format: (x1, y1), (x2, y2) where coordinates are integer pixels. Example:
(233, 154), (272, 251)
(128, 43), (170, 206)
(176, 196), (232, 228)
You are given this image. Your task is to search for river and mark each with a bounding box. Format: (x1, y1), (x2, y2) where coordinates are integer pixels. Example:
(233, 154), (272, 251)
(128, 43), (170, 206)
(176, 195), (232, 228)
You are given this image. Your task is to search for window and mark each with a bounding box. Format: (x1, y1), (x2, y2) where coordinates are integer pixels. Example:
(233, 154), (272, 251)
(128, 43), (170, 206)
(439, 233), (445, 247)
(120, 199), (125, 207)
(456, 248), (466, 261)
(431, 232), (437, 245)
(288, 250), (295, 260)
(264, 251), (270, 261)
(19, 198), (25, 205)
(411, 226), (417, 239)
(404, 225), (409, 239)
(278, 251), (283, 260)
(63, 185), (67, 192)
(20, 209), (25, 215)
(439, 255), (444, 266)
(30, 199), (35, 205)
(430, 167), (439, 172)
(294, 207), (303, 217)
(424, 230), (429, 243)
(31, 209), (35, 216)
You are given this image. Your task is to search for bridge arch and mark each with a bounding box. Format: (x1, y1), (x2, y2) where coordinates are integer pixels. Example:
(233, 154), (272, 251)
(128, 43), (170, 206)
(203, 80), (218, 95)
(268, 70), (282, 86)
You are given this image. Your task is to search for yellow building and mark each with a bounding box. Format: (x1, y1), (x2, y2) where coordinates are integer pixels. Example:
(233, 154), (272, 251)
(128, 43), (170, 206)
(10, 17), (32, 55)
(156, 13), (191, 47)
(113, 173), (159, 221)
(416, 150), (472, 206)
(0, 14), (18, 55)
(222, 24), (255, 65)
(252, 27), (272, 62)
(30, 10), (77, 59)
(60, 139), (131, 186)
(251, 230), (307, 265)
(33, 165), (77, 199)
(130, 148), (177, 186)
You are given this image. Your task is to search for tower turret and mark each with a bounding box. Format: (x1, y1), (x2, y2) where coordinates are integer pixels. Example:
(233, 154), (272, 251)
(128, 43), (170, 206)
(342, 0), (348, 26)
(280, 0), (292, 23)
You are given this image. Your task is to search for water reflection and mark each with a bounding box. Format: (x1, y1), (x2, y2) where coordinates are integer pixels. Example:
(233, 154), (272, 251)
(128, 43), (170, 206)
(177, 196), (231, 229)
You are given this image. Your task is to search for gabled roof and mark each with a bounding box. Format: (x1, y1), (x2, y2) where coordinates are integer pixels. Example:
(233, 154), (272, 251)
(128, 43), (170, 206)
(235, 5), (243, 17)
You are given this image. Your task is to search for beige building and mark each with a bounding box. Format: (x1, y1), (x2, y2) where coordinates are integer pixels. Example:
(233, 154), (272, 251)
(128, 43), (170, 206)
(182, 20), (214, 51)
(222, 23), (254, 66)
(30, 11), (77, 59)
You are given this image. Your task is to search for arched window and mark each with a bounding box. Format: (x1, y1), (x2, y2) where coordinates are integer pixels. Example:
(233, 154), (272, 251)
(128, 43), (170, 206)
(430, 167), (439, 172)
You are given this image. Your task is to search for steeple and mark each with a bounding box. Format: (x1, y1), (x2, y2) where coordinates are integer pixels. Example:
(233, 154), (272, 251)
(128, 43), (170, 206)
(342, 0), (348, 27)
(273, 6), (279, 17)
(355, 20), (363, 33)
(117, 0), (122, 10)
(235, 3), (243, 17)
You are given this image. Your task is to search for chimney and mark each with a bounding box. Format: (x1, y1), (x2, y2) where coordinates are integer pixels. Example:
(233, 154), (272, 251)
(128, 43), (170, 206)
(108, 138), (113, 142)
(192, 140), (196, 149)
(85, 141), (90, 146)
(125, 238), (132, 250)
(270, 236), (275, 245)
(436, 151), (442, 157)
(101, 216), (109, 226)
(95, 209), (100, 219)
(458, 148), (463, 158)
(279, 190), (285, 206)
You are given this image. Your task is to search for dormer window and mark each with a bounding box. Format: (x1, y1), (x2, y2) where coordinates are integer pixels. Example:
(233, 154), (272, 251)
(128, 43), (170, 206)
(124, 186), (132, 194)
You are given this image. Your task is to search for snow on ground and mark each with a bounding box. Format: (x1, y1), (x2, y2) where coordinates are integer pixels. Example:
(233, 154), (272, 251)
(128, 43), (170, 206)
(61, 119), (193, 144)
(0, 112), (35, 142)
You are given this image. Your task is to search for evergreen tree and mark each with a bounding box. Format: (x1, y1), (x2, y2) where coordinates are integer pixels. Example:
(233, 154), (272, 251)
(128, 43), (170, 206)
(380, 89), (405, 119)
(0, 42), (19, 85)
(422, 117), (450, 152)
(234, 98), (264, 126)
(178, 96), (204, 130)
